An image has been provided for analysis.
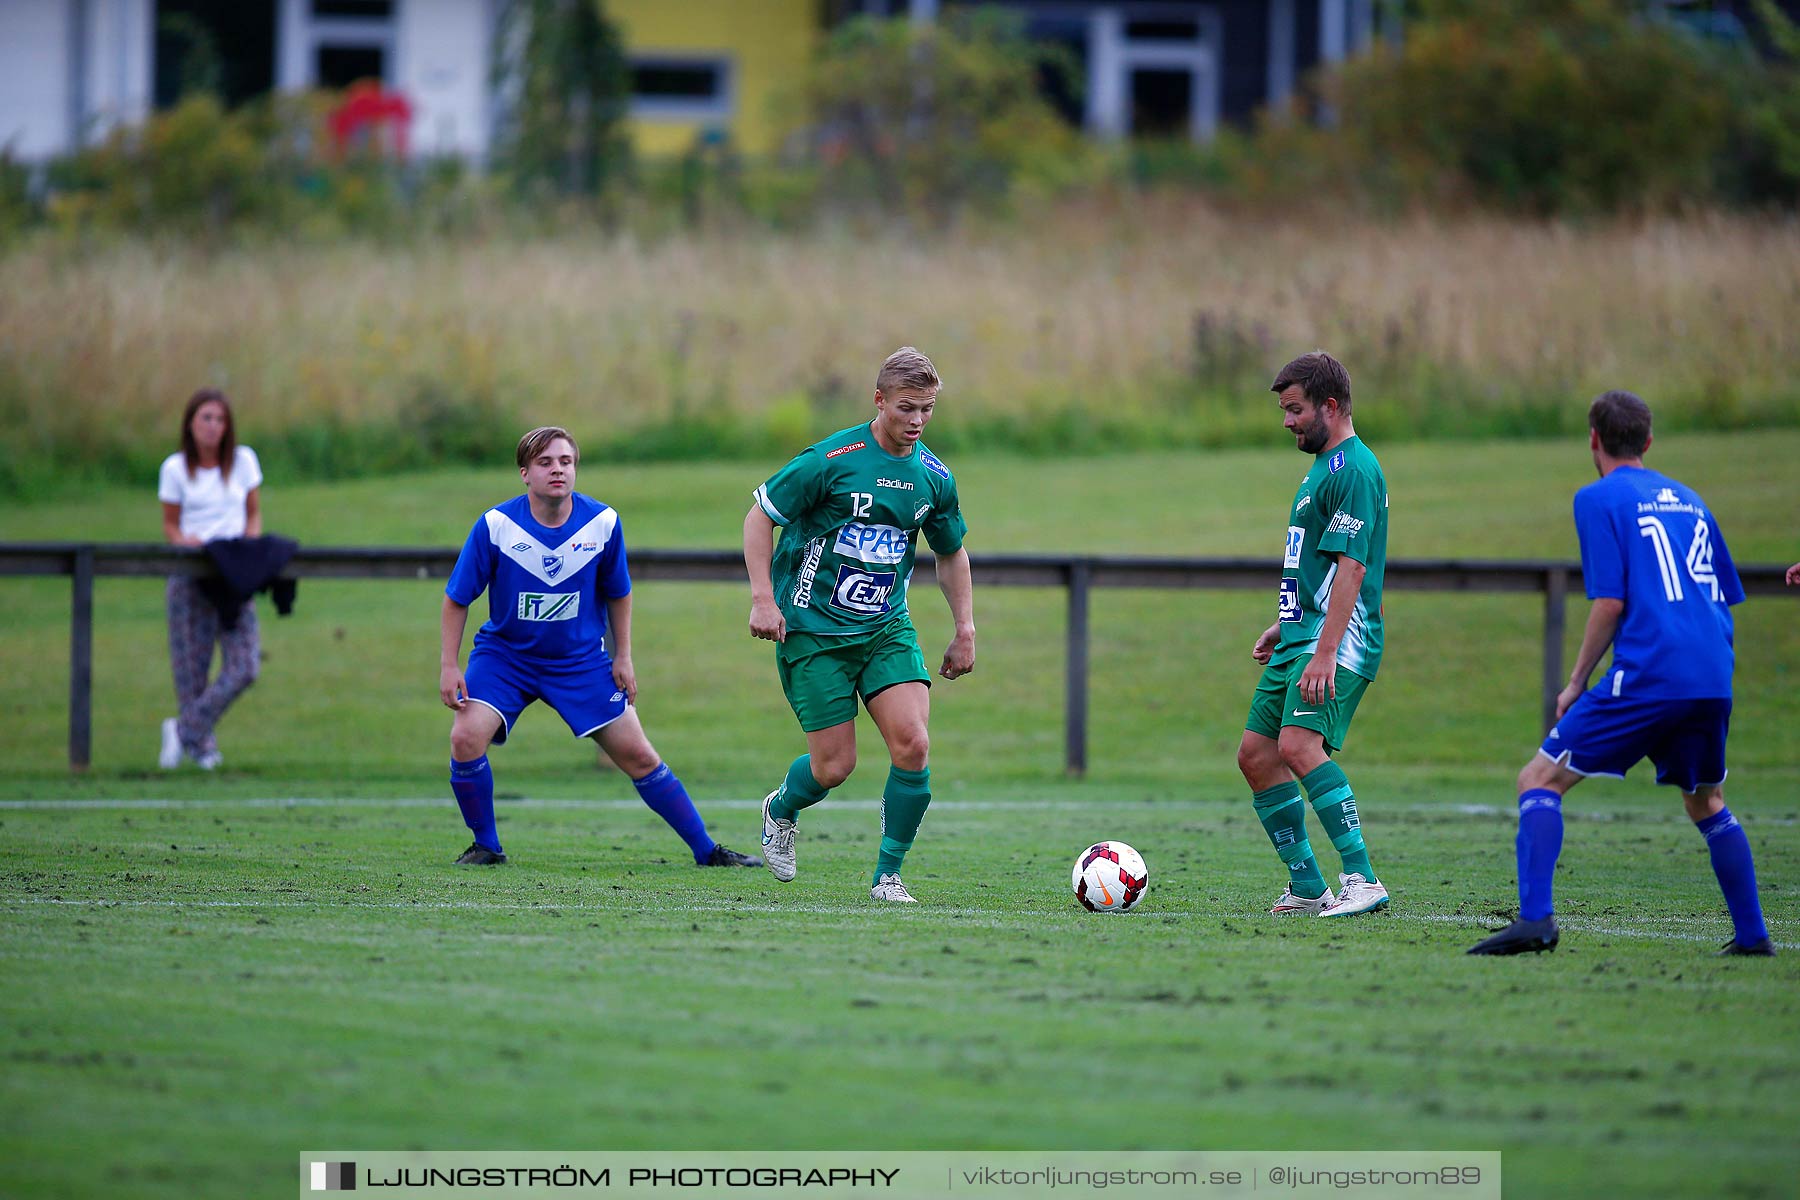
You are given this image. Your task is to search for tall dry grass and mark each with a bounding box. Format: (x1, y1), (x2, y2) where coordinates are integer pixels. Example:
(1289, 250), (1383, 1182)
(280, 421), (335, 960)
(3, 201), (1797, 492)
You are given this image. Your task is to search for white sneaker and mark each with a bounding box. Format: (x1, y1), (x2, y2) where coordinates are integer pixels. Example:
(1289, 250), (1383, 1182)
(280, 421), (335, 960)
(1270, 883), (1335, 915)
(871, 873), (917, 903)
(192, 748), (223, 771)
(760, 789), (797, 882)
(158, 718), (182, 770)
(1319, 872), (1390, 917)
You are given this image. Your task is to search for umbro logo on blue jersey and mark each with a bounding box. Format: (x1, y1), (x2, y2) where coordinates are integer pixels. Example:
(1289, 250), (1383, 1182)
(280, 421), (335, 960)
(512, 542), (532, 552)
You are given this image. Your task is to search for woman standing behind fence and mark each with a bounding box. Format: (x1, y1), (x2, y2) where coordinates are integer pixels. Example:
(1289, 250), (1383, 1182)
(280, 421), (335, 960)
(156, 388), (263, 769)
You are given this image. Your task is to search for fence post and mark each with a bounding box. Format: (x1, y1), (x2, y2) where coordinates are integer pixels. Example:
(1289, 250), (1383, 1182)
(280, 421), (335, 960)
(1065, 560), (1091, 777)
(1541, 565), (1568, 735)
(69, 545), (95, 771)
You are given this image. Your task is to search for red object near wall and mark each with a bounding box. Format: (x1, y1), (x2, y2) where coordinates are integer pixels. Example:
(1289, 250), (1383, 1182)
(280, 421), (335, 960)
(327, 81), (413, 158)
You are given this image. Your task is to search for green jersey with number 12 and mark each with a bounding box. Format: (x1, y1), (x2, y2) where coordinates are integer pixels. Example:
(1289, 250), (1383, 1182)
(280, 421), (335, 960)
(754, 422), (967, 636)
(1272, 435), (1388, 680)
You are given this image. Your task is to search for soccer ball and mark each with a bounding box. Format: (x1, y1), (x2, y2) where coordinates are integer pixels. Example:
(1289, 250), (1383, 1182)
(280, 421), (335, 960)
(1072, 841), (1148, 913)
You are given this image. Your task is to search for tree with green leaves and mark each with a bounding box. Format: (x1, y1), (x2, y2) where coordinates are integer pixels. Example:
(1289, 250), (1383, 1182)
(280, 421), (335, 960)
(796, 9), (1084, 220)
(491, 0), (632, 198)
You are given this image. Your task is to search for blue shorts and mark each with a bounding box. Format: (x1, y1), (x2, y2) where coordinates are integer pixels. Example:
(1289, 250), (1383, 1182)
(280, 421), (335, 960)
(1539, 690), (1731, 792)
(465, 645), (628, 745)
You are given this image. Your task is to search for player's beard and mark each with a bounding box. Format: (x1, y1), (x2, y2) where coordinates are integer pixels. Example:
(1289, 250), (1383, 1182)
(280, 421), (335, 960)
(1295, 411), (1330, 455)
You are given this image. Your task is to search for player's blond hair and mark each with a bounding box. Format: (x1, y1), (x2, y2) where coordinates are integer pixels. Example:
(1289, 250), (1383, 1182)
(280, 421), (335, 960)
(516, 426), (580, 469)
(876, 346), (942, 397)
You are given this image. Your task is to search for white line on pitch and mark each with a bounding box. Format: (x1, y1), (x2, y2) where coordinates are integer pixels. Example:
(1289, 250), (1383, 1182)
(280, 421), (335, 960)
(1, 895), (1788, 949)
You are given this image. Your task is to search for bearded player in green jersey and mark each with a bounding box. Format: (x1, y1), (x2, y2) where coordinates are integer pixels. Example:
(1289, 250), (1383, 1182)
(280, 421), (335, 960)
(743, 347), (977, 903)
(1236, 351), (1392, 918)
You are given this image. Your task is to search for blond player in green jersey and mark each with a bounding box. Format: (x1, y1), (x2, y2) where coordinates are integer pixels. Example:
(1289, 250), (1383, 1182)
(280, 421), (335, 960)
(1236, 351), (1392, 919)
(743, 347), (976, 902)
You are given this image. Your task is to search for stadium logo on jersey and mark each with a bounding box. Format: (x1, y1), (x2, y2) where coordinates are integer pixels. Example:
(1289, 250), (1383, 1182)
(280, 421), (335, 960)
(1284, 526), (1305, 569)
(826, 440), (866, 459)
(517, 592), (580, 622)
(918, 448), (950, 479)
(1278, 577), (1301, 622)
(541, 553), (565, 579)
(829, 565), (898, 616)
(1325, 511), (1365, 539)
(834, 522), (909, 565)
(1328, 451), (1345, 473)
(876, 477), (914, 491)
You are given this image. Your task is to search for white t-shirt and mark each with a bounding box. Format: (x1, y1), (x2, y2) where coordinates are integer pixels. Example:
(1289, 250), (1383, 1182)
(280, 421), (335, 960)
(158, 446), (263, 542)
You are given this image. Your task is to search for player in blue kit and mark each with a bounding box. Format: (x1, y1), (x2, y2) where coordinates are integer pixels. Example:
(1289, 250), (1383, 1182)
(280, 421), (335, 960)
(1469, 392), (1772, 956)
(437, 426), (761, 869)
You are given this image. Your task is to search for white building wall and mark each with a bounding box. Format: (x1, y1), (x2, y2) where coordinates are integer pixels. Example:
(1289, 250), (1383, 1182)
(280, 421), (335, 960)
(395, 0), (495, 159)
(0, 0), (77, 159)
(83, 0), (154, 136)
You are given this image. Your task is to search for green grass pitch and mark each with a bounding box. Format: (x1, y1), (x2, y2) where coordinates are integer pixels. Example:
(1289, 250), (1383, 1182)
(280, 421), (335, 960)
(2, 432), (1796, 1198)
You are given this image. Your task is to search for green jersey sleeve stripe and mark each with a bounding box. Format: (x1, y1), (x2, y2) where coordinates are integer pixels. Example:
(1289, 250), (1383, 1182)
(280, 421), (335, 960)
(753, 485), (790, 526)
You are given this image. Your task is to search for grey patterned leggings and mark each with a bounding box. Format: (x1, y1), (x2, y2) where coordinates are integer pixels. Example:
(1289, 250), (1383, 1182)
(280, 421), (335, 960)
(166, 576), (260, 754)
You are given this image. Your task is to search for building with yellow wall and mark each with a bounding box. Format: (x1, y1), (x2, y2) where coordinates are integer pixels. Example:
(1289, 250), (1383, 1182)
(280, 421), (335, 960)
(607, 0), (822, 157)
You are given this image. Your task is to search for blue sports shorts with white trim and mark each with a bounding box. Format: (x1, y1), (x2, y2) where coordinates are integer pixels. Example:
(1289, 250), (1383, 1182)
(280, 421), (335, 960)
(464, 645), (628, 744)
(1540, 690), (1730, 792)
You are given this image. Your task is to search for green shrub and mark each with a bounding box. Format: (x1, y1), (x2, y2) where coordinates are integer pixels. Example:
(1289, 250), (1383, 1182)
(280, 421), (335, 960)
(1322, 0), (1735, 213)
(790, 9), (1089, 221)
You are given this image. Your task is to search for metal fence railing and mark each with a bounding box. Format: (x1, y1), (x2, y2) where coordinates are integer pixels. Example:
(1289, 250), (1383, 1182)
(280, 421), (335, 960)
(3, 542), (1791, 773)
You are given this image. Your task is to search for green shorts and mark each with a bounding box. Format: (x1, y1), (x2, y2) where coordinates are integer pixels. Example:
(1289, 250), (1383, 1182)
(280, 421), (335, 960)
(776, 619), (931, 732)
(1244, 652), (1372, 754)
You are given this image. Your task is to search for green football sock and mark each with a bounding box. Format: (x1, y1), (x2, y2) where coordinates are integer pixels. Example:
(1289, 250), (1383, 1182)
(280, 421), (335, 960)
(1300, 761), (1375, 883)
(874, 764), (931, 885)
(1253, 781), (1328, 899)
(770, 754), (830, 822)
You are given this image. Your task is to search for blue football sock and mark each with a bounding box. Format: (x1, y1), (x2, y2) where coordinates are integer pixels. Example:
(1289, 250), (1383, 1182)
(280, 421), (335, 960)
(633, 762), (715, 863)
(1696, 807), (1769, 947)
(450, 755), (500, 852)
(1516, 788), (1564, 922)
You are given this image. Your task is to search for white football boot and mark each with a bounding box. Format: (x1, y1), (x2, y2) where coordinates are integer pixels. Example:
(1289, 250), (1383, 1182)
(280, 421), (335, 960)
(158, 718), (183, 770)
(870, 873), (917, 903)
(1318, 872), (1390, 917)
(760, 789), (797, 882)
(1270, 883), (1335, 915)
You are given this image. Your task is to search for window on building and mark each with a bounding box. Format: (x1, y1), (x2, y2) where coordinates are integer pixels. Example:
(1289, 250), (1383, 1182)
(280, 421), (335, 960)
(153, 0), (276, 108)
(317, 44), (386, 89)
(1130, 68), (1193, 138)
(630, 58), (732, 120)
(1125, 18), (1201, 41)
(312, 1), (394, 16)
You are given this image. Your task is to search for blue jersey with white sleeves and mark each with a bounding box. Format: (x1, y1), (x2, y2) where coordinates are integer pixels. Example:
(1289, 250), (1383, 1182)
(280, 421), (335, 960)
(445, 493), (631, 665)
(1572, 466), (1743, 699)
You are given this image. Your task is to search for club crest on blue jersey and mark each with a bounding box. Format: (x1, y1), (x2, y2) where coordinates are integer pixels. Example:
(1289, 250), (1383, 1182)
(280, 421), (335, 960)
(541, 553), (564, 579)
(829, 565), (898, 616)
(1328, 451), (1345, 473)
(918, 448), (949, 479)
(834, 522), (909, 565)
